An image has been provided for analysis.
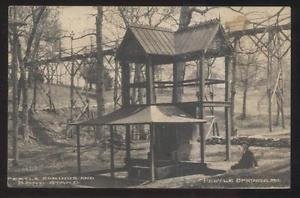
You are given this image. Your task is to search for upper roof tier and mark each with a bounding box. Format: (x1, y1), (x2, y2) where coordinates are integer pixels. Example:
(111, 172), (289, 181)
(116, 19), (233, 64)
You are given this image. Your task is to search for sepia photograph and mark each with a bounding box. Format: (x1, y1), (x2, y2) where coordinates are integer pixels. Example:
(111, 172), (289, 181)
(7, 6), (291, 188)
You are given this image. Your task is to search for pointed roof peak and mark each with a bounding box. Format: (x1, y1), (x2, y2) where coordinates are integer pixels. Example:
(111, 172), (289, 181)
(129, 24), (174, 33)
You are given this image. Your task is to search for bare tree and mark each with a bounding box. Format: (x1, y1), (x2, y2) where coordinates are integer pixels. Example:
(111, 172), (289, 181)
(236, 53), (261, 119)
(14, 6), (46, 141)
(9, 6), (22, 166)
(95, 6), (105, 142)
(30, 8), (62, 111)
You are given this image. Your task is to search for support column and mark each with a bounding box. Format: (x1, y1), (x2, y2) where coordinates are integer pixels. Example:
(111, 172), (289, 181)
(276, 32), (285, 129)
(225, 56), (231, 161)
(121, 61), (130, 106)
(70, 35), (75, 122)
(198, 54), (205, 164)
(76, 125), (81, 175)
(125, 125), (131, 171)
(113, 58), (119, 110)
(146, 58), (155, 104)
(267, 31), (274, 132)
(231, 37), (238, 136)
(110, 125), (115, 178)
(172, 62), (179, 103)
(149, 123), (155, 181)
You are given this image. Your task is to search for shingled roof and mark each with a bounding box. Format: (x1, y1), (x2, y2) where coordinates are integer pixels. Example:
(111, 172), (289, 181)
(129, 25), (175, 56)
(116, 19), (232, 61)
(71, 105), (206, 126)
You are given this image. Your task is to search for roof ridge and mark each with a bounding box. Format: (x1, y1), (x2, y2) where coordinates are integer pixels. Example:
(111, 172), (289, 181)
(175, 18), (220, 33)
(129, 24), (174, 33)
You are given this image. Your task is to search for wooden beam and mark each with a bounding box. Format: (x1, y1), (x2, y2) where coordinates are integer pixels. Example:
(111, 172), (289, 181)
(225, 56), (231, 161)
(154, 80), (226, 88)
(125, 125), (131, 171)
(230, 38), (238, 136)
(198, 54), (205, 164)
(149, 123), (155, 181)
(113, 59), (119, 110)
(83, 167), (126, 176)
(155, 78), (226, 85)
(70, 43), (75, 122)
(227, 23), (291, 38)
(146, 58), (155, 104)
(129, 82), (146, 88)
(267, 31), (274, 132)
(123, 101), (231, 108)
(25, 48), (115, 67)
(76, 125), (81, 175)
(172, 62), (179, 103)
(121, 61), (130, 106)
(110, 125), (115, 178)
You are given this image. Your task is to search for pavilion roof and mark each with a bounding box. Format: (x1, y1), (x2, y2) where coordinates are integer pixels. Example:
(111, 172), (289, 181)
(116, 19), (232, 62)
(71, 105), (206, 126)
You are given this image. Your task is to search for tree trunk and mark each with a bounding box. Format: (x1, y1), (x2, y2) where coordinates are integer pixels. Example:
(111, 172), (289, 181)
(30, 30), (43, 111)
(173, 6), (200, 161)
(267, 31), (274, 132)
(275, 95), (280, 126)
(95, 7), (105, 142)
(15, 6), (46, 141)
(241, 82), (248, 120)
(135, 63), (145, 139)
(16, 39), (31, 141)
(32, 76), (37, 111)
(11, 7), (19, 166)
(17, 76), (23, 107)
(158, 6), (199, 161)
(230, 38), (238, 136)
(172, 6), (191, 102)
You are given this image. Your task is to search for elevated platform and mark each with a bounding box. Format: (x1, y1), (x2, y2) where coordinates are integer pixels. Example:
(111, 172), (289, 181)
(128, 158), (207, 180)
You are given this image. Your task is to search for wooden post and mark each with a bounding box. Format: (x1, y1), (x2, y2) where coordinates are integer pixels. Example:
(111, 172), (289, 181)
(172, 62), (178, 103)
(225, 56), (231, 161)
(125, 125), (131, 171)
(230, 37), (238, 136)
(267, 31), (273, 132)
(149, 123), (155, 181)
(113, 57), (119, 110)
(198, 54), (205, 164)
(121, 61), (130, 106)
(146, 58), (155, 104)
(276, 32), (285, 129)
(76, 125), (81, 175)
(280, 72), (285, 129)
(110, 125), (115, 178)
(70, 35), (75, 122)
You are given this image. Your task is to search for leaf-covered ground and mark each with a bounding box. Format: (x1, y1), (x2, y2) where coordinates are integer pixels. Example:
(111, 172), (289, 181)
(7, 84), (290, 188)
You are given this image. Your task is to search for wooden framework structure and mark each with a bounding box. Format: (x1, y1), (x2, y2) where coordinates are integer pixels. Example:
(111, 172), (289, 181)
(26, 19), (290, 137)
(26, 17), (290, 182)
(71, 19), (234, 181)
(228, 22), (290, 132)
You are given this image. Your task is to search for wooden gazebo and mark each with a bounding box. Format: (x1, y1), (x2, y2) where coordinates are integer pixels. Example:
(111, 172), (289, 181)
(71, 19), (233, 181)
